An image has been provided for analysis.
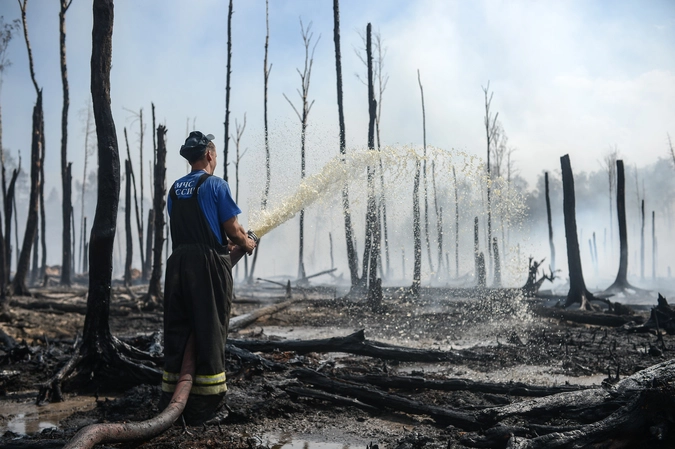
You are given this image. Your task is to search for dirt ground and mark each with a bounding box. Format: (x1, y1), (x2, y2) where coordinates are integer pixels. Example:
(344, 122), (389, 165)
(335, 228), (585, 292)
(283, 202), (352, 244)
(0, 281), (672, 448)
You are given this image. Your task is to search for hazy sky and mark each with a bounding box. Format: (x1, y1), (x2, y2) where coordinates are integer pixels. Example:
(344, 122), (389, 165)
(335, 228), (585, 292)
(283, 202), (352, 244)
(1, 0), (674, 217)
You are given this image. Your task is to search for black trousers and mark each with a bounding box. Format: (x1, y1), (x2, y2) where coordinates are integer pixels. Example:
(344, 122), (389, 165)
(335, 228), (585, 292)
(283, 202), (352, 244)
(162, 244), (233, 396)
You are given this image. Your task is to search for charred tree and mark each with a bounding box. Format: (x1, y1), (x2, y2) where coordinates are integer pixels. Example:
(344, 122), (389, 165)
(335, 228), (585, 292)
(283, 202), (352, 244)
(482, 81), (498, 278)
(652, 210), (656, 279)
(59, 0), (73, 286)
(38, 0), (159, 403)
(123, 159), (132, 286)
(232, 114), (247, 204)
(362, 23), (380, 306)
(248, 0), (272, 284)
(79, 103), (93, 274)
(561, 155), (597, 310)
(3, 167), (17, 285)
(222, 0), (233, 182)
(283, 19), (319, 282)
(640, 199), (644, 280)
(39, 120), (46, 284)
(145, 124), (167, 302)
(12, 0), (43, 296)
(333, 0), (359, 287)
(411, 157), (421, 297)
(492, 237), (501, 287)
(453, 166), (459, 278)
(604, 160), (641, 294)
(474, 217), (480, 285)
(432, 161), (443, 278)
(144, 208), (153, 280)
(545, 171), (555, 272)
(418, 69), (433, 273)
(123, 128), (144, 282)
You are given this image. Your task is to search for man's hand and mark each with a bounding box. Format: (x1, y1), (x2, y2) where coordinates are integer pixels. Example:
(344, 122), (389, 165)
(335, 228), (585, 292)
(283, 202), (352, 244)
(222, 215), (256, 255)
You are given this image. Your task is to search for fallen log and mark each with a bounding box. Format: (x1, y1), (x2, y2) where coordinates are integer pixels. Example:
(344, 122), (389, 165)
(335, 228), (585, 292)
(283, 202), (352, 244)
(229, 329), (471, 363)
(532, 305), (643, 327)
(290, 368), (482, 429)
(336, 373), (589, 397)
(284, 386), (380, 413)
(229, 298), (297, 332)
(225, 343), (287, 371)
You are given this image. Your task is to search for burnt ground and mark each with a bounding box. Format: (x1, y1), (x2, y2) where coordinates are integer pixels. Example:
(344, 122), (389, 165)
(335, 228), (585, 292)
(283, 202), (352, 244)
(0, 282), (672, 448)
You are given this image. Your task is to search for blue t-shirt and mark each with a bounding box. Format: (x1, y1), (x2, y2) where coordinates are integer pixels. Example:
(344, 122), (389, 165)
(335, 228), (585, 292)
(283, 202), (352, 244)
(168, 170), (242, 245)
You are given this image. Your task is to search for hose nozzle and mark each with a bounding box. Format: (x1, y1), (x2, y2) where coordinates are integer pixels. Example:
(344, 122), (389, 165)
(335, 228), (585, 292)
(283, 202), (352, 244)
(247, 230), (259, 244)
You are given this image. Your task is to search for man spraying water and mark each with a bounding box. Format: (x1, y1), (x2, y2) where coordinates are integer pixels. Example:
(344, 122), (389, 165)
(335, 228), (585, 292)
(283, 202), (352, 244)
(160, 131), (256, 425)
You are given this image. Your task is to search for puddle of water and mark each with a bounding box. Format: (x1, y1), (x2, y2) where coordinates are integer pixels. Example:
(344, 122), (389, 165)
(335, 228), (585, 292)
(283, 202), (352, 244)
(0, 393), (100, 435)
(264, 432), (357, 449)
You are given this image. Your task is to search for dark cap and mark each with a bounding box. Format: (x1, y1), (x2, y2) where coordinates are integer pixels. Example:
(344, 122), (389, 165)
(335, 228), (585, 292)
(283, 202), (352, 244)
(180, 131), (215, 163)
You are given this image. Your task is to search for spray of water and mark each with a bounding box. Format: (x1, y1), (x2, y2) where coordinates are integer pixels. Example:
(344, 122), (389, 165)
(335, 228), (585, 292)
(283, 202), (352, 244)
(248, 145), (525, 244)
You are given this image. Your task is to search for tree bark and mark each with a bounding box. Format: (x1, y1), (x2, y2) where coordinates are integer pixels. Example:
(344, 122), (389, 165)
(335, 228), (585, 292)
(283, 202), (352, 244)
(605, 160), (639, 294)
(418, 70), (433, 274)
(59, 0), (73, 286)
(561, 155), (595, 309)
(144, 208), (153, 280)
(124, 159), (132, 286)
(12, 92), (42, 296)
(411, 158), (421, 296)
(146, 125), (167, 299)
(332, 0), (359, 287)
(545, 172), (555, 273)
(4, 168), (18, 285)
(222, 0), (233, 182)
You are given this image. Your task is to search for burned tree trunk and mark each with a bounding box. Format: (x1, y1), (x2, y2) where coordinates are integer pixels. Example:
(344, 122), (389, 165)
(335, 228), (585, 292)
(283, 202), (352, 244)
(640, 199), (644, 280)
(39, 126), (46, 284)
(545, 171), (555, 273)
(144, 209), (153, 279)
(333, 0), (359, 288)
(361, 22), (380, 305)
(652, 210), (656, 279)
(3, 168), (18, 285)
(123, 128), (144, 283)
(38, 0), (159, 403)
(453, 166), (459, 278)
(59, 0), (73, 286)
(146, 125), (167, 302)
(492, 237), (501, 287)
(604, 160), (640, 294)
(12, 92), (42, 296)
(418, 69), (433, 274)
(124, 159), (132, 286)
(561, 155), (596, 310)
(432, 161), (443, 279)
(222, 0), (233, 182)
(248, 0), (272, 284)
(411, 158), (421, 296)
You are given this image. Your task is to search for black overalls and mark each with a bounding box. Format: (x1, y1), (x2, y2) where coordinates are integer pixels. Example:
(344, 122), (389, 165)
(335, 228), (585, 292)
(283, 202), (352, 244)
(162, 173), (233, 400)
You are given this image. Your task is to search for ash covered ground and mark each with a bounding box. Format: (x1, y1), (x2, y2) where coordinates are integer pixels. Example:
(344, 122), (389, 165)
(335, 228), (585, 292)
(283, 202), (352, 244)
(0, 282), (672, 448)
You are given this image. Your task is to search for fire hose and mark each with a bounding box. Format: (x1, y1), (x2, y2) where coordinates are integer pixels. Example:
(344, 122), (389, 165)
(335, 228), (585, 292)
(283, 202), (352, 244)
(63, 231), (259, 449)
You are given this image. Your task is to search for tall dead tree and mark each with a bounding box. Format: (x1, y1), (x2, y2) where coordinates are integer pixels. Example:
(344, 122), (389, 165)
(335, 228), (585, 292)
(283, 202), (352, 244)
(222, 0), (233, 182)
(232, 114), (247, 204)
(38, 112), (46, 284)
(640, 199), (645, 280)
(145, 124), (166, 302)
(332, 0), (359, 287)
(432, 161), (443, 278)
(59, 0), (73, 285)
(123, 128), (144, 279)
(602, 147), (618, 255)
(361, 23), (379, 305)
(124, 159), (132, 286)
(0, 17), (19, 286)
(12, 0), (43, 296)
(545, 172), (555, 272)
(492, 237), (500, 287)
(453, 166), (459, 278)
(38, 0), (159, 403)
(652, 211), (656, 279)
(78, 104), (94, 274)
(604, 160), (640, 294)
(482, 82), (498, 279)
(418, 69), (433, 273)
(356, 30), (390, 278)
(411, 157), (421, 296)
(561, 155), (596, 310)
(284, 18), (319, 281)
(248, 0), (271, 284)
